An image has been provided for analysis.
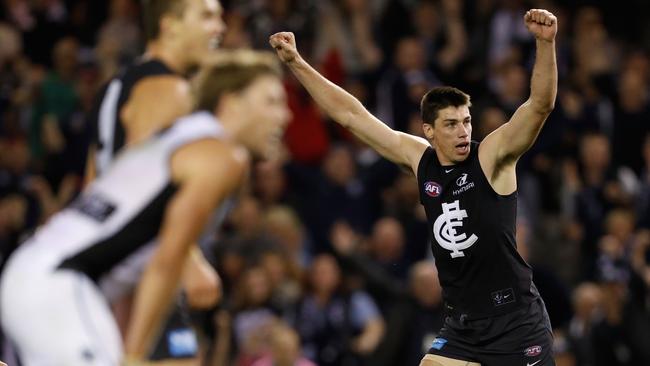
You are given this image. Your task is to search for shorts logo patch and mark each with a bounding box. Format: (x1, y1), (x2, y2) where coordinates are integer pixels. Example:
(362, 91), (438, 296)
(424, 181), (442, 197)
(524, 345), (542, 357)
(430, 337), (448, 350)
(168, 328), (198, 357)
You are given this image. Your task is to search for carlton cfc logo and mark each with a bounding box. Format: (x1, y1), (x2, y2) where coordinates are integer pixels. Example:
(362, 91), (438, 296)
(424, 181), (442, 197)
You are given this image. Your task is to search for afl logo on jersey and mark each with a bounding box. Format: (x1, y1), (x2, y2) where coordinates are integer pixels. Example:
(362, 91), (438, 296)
(424, 181), (442, 197)
(524, 345), (542, 357)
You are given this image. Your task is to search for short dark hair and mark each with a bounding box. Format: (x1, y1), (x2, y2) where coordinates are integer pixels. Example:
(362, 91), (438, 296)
(193, 50), (282, 112)
(420, 86), (471, 125)
(141, 0), (188, 42)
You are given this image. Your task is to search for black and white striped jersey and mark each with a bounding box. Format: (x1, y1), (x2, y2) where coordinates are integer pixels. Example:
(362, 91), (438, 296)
(16, 112), (224, 283)
(89, 59), (175, 176)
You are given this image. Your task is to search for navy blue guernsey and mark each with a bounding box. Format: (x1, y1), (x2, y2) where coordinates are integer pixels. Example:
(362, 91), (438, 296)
(416, 142), (539, 319)
(88, 59), (175, 176)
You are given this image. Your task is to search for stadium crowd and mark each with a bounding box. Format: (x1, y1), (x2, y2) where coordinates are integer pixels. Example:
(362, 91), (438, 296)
(0, 0), (649, 365)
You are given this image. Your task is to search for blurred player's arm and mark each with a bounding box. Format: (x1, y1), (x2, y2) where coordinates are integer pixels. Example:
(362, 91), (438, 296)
(270, 32), (428, 174)
(83, 144), (97, 186)
(481, 9), (557, 169)
(124, 140), (248, 362)
(182, 245), (221, 309)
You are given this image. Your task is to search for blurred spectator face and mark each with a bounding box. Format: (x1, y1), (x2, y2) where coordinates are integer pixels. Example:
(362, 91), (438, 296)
(599, 281), (627, 310)
(323, 145), (356, 186)
(110, 0), (137, 18)
(263, 206), (303, 253)
(0, 23), (22, 65)
(477, 107), (506, 140)
(53, 37), (79, 78)
(310, 254), (341, 296)
(574, 7), (604, 39)
(572, 282), (602, 321)
(395, 37), (426, 72)
(0, 194), (27, 234)
(599, 235), (625, 260)
(370, 217), (405, 262)
(5, 139), (30, 175)
(498, 64), (527, 103)
(623, 51), (650, 81)
(242, 266), (273, 306)
(604, 209), (635, 243)
(410, 261), (442, 307)
(261, 251), (288, 288)
(172, 0), (226, 64)
(254, 161), (287, 206)
(413, 1), (439, 39)
(269, 323), (301, 364)
(579, 134), (610, 172)
(618, 69), (648, 112)
(221, 249), (245, 284)
(230, 196), (263, 237)
(219, 12), (251, 49)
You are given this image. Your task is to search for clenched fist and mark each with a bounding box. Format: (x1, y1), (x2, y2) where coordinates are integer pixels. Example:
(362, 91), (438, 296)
(524, 9), (557, 42)
(269, 32), (300, 64)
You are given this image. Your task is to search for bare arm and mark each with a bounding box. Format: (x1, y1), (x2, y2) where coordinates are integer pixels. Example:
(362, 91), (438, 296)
(270, 32), (428, 174)
(83, 144), (97, 187)
(181, 246), (221, 310)
(122, 76), (193, 144)
(480, 9), (558, 192)
(124, 140), (248, 360)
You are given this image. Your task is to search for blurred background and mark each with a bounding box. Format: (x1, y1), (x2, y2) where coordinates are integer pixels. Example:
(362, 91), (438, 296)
(0, 0), (649, 365)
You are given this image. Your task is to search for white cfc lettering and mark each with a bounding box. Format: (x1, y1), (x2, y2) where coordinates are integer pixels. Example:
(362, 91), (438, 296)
(433, 200), (478, 258)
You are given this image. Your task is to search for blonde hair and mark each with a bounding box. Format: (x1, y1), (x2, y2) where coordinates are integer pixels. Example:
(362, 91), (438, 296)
(193, 50), (282, 112)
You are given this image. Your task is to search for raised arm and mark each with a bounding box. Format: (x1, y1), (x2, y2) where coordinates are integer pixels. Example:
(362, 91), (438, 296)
(124, 140), (248, 362)
(480, 9), (557, 187)
(270, 32), (428, 174)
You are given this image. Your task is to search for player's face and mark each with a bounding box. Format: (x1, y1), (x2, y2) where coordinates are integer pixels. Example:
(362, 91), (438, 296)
(239, 76), (291, 159)
(426, 105), (472, 165)
(176, 0), (225, 64)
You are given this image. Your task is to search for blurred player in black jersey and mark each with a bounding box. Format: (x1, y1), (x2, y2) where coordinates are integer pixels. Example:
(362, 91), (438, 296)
(271, 8), (558, 366)
(85, 0), (227, 355)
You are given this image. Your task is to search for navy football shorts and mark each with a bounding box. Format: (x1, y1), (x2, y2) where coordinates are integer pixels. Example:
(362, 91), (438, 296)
(427, 298), (555, 366)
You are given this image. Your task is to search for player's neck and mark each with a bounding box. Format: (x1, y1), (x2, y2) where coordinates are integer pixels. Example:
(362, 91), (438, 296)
(432, 144), (455, 167)
(144, 41), (188, 74)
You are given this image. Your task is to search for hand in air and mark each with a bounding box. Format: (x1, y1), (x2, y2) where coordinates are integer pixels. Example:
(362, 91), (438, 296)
(524, 9), (557, 42)
(269, 32), (300, 63)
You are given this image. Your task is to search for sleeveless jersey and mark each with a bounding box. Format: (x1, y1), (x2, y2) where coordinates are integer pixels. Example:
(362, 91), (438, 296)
(416, 142), (538, 319)
(16, 112), (224, 282)
(89, 59), (175, 176)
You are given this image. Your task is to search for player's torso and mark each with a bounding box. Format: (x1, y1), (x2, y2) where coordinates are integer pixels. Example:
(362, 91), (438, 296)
(417, 142), (535, 317)
(90, 59), (175, 175)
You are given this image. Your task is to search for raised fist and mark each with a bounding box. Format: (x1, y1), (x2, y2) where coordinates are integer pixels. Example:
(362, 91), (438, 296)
(269, 32), (300, 64)
(524, 9), (558, 42)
